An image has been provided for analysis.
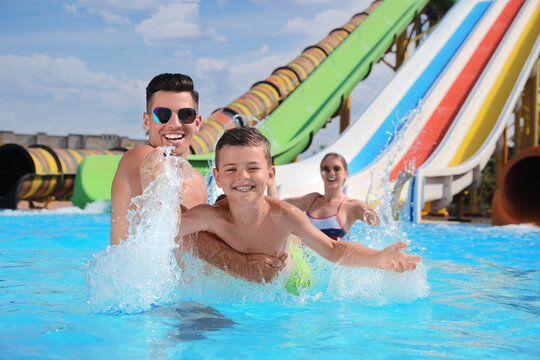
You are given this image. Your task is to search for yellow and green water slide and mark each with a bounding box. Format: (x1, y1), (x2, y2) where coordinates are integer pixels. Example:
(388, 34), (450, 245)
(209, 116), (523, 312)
(187, 0), (431, 173)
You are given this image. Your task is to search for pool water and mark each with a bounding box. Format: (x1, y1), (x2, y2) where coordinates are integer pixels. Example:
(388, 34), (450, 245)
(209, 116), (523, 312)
(1, 206), (539, 359)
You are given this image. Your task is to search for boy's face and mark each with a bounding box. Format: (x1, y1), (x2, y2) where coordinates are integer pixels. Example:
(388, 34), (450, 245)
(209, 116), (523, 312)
(143, 90), (201, 158)
(213, 145), (275, 203)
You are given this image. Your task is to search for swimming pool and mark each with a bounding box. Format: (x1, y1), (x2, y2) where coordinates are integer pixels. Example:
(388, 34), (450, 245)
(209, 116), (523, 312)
(1, 205), (538, 359)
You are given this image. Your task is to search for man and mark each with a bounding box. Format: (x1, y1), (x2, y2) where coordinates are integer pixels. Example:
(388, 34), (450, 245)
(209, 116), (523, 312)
(110, 73), (285, 282)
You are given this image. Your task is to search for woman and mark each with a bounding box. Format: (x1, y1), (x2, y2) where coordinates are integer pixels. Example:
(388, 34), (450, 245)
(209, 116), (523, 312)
(268, 152), (379, 240)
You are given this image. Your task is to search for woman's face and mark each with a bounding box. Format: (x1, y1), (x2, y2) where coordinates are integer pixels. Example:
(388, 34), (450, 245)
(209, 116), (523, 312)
(320, 156), (348, 187)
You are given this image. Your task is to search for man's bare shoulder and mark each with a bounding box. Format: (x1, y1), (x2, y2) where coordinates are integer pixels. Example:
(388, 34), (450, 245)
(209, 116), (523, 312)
(118, 144), (153, 168)
(187, 167), (207, 187)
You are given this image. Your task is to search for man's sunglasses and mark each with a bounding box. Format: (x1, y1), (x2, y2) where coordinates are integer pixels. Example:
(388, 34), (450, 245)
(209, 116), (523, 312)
(152, 107), (197, 124)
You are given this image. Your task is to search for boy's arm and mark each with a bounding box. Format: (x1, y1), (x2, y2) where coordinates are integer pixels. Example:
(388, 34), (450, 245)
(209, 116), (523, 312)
(177, 205), (212, 236)
(189, 231), (286, 283)
(290, 207), (420, 272)
(178, 206), (287, 283)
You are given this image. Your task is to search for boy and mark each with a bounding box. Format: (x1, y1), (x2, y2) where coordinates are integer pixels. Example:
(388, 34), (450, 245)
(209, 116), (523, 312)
(110, 73), (285, 283)
(177, 127), (421, 274)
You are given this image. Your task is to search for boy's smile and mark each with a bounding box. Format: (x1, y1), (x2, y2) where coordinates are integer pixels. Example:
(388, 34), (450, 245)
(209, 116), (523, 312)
(214, 144), (274, 201)
(143, 90), (201, 158)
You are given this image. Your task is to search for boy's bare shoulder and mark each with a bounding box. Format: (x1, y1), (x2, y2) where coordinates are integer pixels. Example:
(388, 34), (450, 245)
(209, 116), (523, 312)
(189, 202), (215, 213)
(267, 196), (306, 221)
(188, 200), (229, 223)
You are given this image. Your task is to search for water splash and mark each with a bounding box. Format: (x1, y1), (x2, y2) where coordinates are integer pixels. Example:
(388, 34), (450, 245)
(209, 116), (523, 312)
(85, 147), (189, 314)
(86, 107), (430, 310)
(317, 104), (429, 305)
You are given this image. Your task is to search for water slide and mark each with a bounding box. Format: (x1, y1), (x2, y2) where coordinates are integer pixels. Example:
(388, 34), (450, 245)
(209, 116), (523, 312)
(63, 0), (435, 207)
(273, 0), (539, 224)
(411, 0), (540, 222)
(187, 0), (432, 173)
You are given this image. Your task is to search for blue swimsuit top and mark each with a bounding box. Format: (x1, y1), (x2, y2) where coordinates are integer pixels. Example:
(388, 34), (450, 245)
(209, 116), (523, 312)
(306, 196), (347, 240)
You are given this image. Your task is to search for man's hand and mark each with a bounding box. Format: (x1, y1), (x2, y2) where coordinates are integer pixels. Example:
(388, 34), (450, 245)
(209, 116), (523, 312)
(375, 242), (421, 272)
(190, 231), (288, 283)
(139, 147), (193, 193)
(246, 253), (288, 283)
(140, 147), (166, 190)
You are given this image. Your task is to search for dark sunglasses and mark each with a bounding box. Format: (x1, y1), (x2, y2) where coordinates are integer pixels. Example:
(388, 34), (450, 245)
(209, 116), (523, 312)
(152, 107), (197, 124)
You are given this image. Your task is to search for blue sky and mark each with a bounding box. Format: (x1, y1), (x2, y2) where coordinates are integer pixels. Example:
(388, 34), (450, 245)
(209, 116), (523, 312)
(0, 0), (393, 144)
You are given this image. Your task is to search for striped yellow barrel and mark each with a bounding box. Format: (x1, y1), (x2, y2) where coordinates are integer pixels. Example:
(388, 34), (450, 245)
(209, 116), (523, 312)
(17, 145), (62, 201)
(0, 143), (124, 208)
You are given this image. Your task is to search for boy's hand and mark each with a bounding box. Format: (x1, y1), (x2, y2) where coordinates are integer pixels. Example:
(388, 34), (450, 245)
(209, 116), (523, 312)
(246, 252), (288, 283)
(376, 242), (421, 272)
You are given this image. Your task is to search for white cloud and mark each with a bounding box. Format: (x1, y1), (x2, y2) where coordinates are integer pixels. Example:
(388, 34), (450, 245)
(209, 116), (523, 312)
(0, 54), (147, 137)
(67, 0), (200, 25)
(227, 51), (296, 92)
(77, 0), (166, 12)
(196, 58), (226, 79)
(283, 9), (349, 37)
(173, 49), (193, 57)
(250, 44), (270, 57)
(135, 3), (224, 45)
(62, 4), (78, 15)
(99, 11), (130, 25)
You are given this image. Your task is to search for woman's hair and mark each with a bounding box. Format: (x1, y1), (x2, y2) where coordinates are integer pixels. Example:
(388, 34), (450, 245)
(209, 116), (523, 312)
(320, 152), (348, 172)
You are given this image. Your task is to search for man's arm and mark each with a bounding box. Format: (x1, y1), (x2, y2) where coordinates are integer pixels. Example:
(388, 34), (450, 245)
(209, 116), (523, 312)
(110, 156), (135, 245)
(188, 231), (286, 283)
(110, 146), (153, 246)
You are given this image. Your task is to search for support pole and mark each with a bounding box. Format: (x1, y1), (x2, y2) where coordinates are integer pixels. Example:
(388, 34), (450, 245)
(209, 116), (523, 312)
(339, 95), (351, 134)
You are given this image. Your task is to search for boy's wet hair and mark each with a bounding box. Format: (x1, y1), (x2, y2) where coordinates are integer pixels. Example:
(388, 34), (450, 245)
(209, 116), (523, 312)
(146, 73), (199, 111)
(215, 127), (272, 167)
(320, 152), (348, 172)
